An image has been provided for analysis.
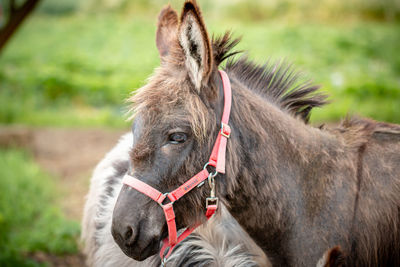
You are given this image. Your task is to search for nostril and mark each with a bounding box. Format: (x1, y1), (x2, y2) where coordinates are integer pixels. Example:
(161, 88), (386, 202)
(124, 225), (139, 246)
(124, 226), (133, 241)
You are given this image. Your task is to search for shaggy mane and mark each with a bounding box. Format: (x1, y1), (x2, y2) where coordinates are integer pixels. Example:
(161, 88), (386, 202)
(213, 32), (328, 122)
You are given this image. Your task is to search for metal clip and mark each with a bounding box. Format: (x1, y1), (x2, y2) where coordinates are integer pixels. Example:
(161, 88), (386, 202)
(206, 172), (219, 208)
(206, 197), (219, 208)
(208, 173), (216, 198)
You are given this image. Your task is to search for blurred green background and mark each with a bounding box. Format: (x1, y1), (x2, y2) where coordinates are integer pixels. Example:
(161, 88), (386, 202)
(0, 0), (399, 265)
(1, 0), (400, 127)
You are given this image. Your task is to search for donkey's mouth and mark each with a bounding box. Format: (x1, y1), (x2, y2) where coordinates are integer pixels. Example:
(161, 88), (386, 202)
(124, 236), (160, 261)
(122, 223), (171, 261)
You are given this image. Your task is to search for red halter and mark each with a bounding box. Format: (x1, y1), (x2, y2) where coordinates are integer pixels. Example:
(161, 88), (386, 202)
(122, 70), (232, 262)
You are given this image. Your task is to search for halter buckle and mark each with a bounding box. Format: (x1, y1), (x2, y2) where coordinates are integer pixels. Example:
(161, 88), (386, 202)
(221, 123), (231, 138)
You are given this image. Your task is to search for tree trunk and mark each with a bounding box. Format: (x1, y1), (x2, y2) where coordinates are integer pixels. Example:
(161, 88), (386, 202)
(0, 0), (41, 53)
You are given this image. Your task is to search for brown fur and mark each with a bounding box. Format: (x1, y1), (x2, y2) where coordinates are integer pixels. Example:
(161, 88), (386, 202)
(156, 5), (178, 58)
(113, 0), (400, 265)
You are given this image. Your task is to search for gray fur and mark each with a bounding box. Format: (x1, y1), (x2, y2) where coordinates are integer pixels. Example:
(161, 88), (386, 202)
(81, 133), (269, 266)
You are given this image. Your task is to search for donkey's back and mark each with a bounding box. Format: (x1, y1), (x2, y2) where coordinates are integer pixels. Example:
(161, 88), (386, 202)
(329, 118), (400, 265)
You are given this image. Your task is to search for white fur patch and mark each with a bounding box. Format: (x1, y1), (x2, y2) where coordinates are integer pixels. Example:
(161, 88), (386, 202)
(81, 133), (156, 266)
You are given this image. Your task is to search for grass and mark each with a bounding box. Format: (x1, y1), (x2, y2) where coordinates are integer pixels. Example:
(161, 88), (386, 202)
(0, 7), (399, 126)
(221, 21), (400, 123)
(0, 149), (80, 266)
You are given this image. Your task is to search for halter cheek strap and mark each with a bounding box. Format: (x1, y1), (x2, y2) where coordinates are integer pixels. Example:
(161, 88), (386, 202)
(122, 70), (232, 262)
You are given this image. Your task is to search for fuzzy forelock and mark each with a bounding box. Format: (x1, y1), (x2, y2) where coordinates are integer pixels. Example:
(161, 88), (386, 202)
(127, 67), (210, 141)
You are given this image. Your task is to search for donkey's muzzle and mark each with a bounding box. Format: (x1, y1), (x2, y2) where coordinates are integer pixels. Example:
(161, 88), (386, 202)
(111, 220), (159, 261)
(112, 185), (165, 261)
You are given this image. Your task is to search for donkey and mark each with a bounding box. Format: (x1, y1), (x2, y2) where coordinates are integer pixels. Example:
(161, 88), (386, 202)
(81, 133), (331, 267)
(111, 0), (400, 266)
(82, 133), (269, 266)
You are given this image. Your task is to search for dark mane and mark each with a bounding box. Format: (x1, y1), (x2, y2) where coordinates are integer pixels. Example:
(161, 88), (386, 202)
(212, 32), (242, 66)
(212, 32), (328, 122)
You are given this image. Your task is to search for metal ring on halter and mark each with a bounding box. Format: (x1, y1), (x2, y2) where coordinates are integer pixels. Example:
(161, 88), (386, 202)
(158, 192), (174, 207)
(203, 162), (218, 178)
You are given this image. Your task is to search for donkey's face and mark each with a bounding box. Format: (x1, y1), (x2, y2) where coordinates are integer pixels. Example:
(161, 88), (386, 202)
(112, 1), (221, 260)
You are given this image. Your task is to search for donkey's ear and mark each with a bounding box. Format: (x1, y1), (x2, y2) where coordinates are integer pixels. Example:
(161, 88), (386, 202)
(178, 0), (213, 90)
(156, 5), (178, 59)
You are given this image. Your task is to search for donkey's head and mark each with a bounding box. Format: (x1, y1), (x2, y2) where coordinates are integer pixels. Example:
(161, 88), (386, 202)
(112, 0), (235, 260)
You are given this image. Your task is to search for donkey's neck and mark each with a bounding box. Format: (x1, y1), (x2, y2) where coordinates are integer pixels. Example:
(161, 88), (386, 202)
(217, 75), (339, 265)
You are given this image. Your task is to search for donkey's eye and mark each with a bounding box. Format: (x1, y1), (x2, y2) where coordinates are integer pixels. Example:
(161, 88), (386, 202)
(169, 133), (187, 144)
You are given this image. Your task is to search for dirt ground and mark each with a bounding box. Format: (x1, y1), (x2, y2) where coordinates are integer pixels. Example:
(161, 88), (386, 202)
(0, 126), (128, 266)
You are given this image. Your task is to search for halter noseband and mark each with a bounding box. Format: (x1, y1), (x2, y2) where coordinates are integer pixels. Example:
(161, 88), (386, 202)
(122, 70), (232, 262)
